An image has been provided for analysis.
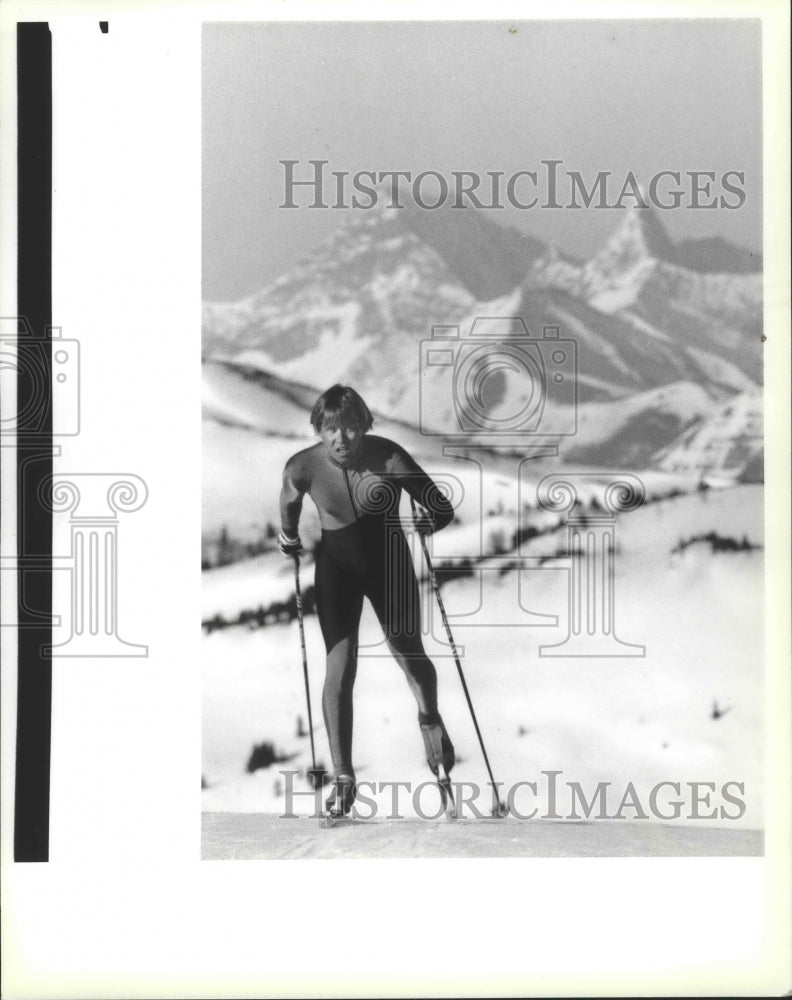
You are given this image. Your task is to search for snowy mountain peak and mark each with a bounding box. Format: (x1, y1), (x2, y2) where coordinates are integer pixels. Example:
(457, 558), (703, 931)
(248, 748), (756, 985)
(582, 201), (761, 315)
(620, 203), (677, 262)
(582, 205), (675, 312)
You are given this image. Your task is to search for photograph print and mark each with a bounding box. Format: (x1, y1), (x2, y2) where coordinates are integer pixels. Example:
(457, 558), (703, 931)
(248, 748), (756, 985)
(200, 19), (765, 860)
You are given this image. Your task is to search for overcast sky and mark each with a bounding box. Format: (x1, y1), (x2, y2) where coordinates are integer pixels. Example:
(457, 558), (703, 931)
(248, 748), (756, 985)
(203, 19), (762, 302)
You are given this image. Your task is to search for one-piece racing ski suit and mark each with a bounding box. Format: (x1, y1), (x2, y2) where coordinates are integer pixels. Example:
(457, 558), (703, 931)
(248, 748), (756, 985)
(280, 434), (454, 778)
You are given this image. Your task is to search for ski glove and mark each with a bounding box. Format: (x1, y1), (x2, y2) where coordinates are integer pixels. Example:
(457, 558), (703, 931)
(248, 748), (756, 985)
(278, 530), (303, 557)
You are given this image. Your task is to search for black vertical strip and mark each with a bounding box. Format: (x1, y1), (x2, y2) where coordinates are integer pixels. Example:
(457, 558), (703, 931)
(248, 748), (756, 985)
(15, 22), (53, 862)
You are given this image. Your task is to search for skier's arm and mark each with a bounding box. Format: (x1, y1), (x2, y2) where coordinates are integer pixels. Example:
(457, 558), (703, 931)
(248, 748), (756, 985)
(279, 458), (307, 554)
(389, 443), (455, 533)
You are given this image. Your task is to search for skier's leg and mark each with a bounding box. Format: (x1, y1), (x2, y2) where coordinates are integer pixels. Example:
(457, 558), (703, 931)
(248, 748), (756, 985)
(314, 543), (364, 780)
(367, 531), (455, 773)
(385, 633), (455, 774)
(385, 634), (438, 717)
(321, 633), (358, 777)
(365, 530), (439, 713)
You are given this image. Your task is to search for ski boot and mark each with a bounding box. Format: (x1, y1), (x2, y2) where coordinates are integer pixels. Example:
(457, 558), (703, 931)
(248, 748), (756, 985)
(419, 713), (457, 820)
(323, 773), (356, 821)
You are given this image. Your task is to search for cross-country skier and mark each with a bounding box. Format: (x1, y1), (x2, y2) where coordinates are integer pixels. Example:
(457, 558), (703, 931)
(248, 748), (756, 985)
(279, 384), (456, 816)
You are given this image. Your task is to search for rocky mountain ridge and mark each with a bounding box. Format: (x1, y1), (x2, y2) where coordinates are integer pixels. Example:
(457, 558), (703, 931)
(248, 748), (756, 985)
(202, 197), (762, 476)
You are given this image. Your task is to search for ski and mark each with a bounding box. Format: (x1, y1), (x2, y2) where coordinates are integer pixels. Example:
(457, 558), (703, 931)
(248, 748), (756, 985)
(318, 813), (352, 828)
(317, 771), (457, 826)
(318, 808), (347, 828)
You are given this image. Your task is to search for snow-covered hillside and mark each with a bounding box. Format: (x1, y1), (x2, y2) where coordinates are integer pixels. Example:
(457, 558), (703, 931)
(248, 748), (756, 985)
(203, 485), (763, 831)
(657, 388), (763, 482)
(202, 356), (750, 554)
(202, 358), (501, 546)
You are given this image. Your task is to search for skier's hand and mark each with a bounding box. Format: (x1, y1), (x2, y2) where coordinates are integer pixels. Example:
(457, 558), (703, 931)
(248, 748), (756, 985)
(278, 530), (303, 557)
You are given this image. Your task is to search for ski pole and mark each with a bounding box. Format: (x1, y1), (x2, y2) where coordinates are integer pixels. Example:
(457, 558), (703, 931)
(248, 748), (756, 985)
(292, 553), (318, 778)
(410, 497), (507, 817)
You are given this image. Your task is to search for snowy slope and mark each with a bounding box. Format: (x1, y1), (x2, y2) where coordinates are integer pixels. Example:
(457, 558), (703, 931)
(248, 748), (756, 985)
(202, 359), (449, 544)
(564, 381), (717, 467)
(202, 358), (571, 545)
(202, 354), (753, 558)
(203, 486), (764, 830)
(656, 389), (763, 483)
(202, 813), (761, 860)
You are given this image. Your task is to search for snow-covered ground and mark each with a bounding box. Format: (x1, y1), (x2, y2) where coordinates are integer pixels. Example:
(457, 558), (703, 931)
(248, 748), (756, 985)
(203, 485), (764, 837)
(201, 813), (762, 860)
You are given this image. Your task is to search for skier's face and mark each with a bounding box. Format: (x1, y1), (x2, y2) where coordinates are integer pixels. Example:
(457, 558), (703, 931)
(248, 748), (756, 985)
(320, 417), (364, 464)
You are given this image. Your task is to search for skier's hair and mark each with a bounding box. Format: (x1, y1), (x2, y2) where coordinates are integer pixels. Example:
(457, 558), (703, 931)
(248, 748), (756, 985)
(311, 384), (374, 433)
